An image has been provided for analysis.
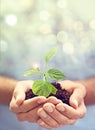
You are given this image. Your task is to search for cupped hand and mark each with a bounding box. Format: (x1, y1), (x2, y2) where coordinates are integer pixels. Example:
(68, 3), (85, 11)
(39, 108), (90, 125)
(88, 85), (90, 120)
(37, 80), (87, 129)
(10, 80), (47, 123)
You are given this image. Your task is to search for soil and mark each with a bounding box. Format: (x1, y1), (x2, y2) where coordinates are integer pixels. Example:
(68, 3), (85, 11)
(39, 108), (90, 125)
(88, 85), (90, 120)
(25, 82), (71, 105)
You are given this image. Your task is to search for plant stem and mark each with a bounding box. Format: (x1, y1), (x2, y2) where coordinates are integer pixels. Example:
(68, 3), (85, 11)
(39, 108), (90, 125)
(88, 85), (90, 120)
(43, 73), (47, 81)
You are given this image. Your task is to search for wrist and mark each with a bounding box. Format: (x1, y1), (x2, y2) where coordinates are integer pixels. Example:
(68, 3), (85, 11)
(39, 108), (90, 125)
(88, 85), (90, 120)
(0, 76), (18, 105)
(78, 78), (95, 105)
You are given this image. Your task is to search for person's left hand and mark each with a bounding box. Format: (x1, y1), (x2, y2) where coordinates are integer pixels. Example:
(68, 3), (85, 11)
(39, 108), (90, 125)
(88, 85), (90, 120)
(37, 80), (87, 129)
(37, 97), (76, 129)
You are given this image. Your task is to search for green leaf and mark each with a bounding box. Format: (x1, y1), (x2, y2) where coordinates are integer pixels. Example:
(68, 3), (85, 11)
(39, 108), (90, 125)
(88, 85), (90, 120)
(47, 68), (66, 80)
(45, 48), (57, 65)
(32, 80), (57, 97)
(24, 67), (40, 76)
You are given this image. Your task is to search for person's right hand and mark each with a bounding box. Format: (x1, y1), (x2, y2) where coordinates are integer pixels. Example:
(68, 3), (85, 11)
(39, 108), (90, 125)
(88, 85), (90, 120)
(10, 80), (47, 123)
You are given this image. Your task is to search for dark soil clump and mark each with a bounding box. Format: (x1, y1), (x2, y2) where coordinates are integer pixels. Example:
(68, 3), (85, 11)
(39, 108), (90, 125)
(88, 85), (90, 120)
(25, 82), (71, 105)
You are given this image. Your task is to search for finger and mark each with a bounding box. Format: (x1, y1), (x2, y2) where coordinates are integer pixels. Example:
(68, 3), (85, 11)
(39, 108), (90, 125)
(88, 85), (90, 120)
(14, 90), (26, 105)
(56, 102), (86, 119)
(13, 80), (34, 105)
(56, 103), (76, 119)
(37, 108), (59, 128)
(13, 85), (28, 105)
(58, 80), (86, 109)
(10, 96), (47, 113)
(10, 97), (19, 112)
(16, 104), (43, 123)
(37, 119), (52, 129)
(70, 85), (86, 109)
(43, 103), (75, 126)
(46, 96), (62, 104)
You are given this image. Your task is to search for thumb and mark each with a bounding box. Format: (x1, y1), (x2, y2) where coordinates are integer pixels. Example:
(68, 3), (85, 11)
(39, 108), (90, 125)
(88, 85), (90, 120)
(16, 92), (25, 105)
(14, 86), (26, 106)
(70, 88), (83, 109)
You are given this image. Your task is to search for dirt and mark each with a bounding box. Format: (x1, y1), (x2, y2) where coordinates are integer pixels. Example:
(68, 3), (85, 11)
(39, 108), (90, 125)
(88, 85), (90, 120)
(25, 82), (70, 105)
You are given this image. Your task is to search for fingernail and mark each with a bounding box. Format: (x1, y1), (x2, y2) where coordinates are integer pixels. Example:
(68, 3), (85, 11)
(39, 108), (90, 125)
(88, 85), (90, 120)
(16, 96), (23, 105)
(45, 106), (54, 113)
(39, 121), (45, 126)
(57, 105), (65, 112)
(40, 111), (47, 118)
(37, 98), (46, 104)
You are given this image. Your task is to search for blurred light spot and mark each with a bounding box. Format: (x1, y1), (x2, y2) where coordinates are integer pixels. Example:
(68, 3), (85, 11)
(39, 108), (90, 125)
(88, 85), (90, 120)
(0, 40), (8, 52)
(32, 63), (40, 69)
(63, 17), (74, 30)
(39, 10), (50, 21)
(20, 0), (34, 9)
(5, 14), (17, 26)
(73, 21), (84, 31)
(57, 0), (67, 8)
(39, 24), (52, 34)
(89, 20), (95, 30)
(62, 43), (74, 54)
(57, 31), (68, 43)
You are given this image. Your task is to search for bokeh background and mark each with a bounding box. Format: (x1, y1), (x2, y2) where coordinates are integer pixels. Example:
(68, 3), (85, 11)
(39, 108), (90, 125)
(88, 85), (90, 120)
(0, 0), (95, 130)
(0, 0), (95, 80)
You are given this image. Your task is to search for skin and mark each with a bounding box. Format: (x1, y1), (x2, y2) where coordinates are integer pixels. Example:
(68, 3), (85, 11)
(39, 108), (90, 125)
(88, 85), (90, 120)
(10, 80), (87, 129)
(37, 80), (87, 129)
(0, 76), (17, 105)
(1, 76), (95, 129)
(10, 80), (48, 123)
(37, 78), (95, 129)
(9, 80), (60, 123)
(79, 78), (95, 105)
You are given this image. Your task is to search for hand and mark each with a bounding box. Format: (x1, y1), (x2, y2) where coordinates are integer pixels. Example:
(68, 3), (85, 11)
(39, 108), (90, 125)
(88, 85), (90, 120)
(37, 80), (87, 129)
(10, 80), (47, 123)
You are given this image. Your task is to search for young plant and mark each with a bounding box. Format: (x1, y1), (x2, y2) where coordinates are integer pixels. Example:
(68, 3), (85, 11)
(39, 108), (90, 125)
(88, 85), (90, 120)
(24, 48), (66, 97)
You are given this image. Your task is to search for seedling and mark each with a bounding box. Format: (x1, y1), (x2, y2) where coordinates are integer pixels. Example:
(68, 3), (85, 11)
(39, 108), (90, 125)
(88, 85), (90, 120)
(24, 48), (66, 97)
